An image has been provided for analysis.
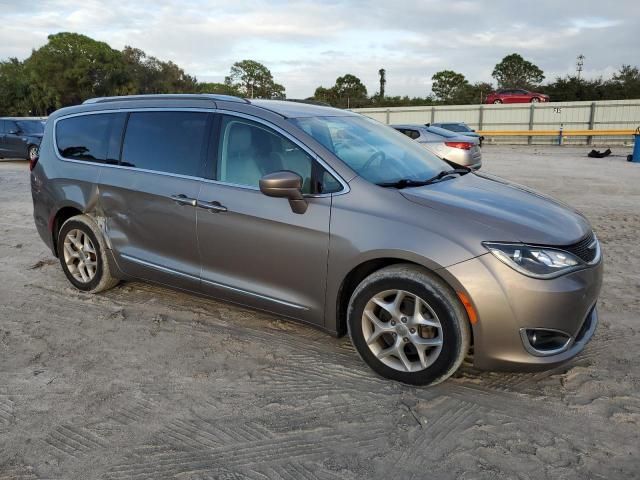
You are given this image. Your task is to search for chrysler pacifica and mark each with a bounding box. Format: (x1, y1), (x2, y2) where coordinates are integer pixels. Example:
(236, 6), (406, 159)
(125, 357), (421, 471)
(31, 94), (602, 385)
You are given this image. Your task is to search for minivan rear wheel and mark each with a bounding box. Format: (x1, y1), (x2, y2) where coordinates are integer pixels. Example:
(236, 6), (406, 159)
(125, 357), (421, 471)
(347, 264), (470, 386)
(57, 214), (119, 293)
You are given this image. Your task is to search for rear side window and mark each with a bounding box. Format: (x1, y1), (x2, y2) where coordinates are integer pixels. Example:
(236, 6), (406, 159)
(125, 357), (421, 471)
(121, 111), (208, 177)
(56, 113), (126, 163)
(395, 128), (420, 140)
(406, 129), (420, 140)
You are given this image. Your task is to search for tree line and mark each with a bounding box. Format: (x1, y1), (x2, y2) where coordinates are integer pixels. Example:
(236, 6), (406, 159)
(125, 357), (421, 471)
(0, 33), (283, 116)
(312, 53), (640, 108)
(1, 33), (639, 116)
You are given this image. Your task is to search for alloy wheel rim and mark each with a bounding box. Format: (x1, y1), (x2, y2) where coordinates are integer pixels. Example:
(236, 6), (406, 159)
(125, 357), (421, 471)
(63, 229), (98, 283)
(361, 289), (443, 373)
(29, 146), (39, 160)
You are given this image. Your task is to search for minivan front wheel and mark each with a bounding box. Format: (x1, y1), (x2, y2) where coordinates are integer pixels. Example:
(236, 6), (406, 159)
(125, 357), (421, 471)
(57, 214), (119, 293)
(347, 264), (470, 385)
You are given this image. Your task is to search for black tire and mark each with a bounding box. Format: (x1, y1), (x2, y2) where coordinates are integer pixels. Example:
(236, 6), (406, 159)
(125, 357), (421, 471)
(57, 214), (119, 293)
(347, 264), (470, 386)
(27, 145), (39, 161)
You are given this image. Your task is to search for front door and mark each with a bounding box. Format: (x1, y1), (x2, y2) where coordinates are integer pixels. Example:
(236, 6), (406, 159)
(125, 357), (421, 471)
(98, 110), (211, 291)
(196, 113), (339, 325)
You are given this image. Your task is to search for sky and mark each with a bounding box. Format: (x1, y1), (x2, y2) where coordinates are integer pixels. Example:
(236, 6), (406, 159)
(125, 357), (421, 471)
(0, 0), (638, 98)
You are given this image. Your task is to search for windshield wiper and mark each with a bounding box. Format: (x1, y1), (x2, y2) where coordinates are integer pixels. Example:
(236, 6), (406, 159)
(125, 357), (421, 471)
(423, 167), (471, 185)
(377, 168), (471, 189)
(376, 178), (430, 189)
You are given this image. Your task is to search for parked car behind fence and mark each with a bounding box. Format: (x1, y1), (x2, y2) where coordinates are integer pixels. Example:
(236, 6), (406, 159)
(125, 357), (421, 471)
(485, 89), (549, 104)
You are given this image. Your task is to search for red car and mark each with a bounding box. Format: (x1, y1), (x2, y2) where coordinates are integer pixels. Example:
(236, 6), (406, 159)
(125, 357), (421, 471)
(485, 89), (550, 104)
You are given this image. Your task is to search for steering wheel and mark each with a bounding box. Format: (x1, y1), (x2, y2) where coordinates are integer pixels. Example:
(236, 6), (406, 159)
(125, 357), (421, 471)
(361, 151), (385, 171)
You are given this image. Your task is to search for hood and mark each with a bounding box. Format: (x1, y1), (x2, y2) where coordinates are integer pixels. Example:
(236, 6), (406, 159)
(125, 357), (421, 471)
(400, 172), (591, 245)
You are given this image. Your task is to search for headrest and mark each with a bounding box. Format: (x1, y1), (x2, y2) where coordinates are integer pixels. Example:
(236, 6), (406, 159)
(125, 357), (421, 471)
(228, 123), (252, 151)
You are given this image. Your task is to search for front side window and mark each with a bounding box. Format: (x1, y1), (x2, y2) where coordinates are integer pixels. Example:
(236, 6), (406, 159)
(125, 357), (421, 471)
(121, 111), (208, 177)
(291, 115), (448, 185)
(217, 115), (340, 194)
(6, 121), (19, 134)
(56, 113), (125, 163)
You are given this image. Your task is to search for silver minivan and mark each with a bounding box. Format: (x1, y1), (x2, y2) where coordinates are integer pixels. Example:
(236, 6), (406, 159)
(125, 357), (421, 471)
(31, 94), (602, 385)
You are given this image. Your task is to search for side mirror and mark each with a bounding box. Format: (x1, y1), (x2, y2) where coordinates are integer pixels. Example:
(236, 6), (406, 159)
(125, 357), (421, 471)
(8, 129), (20, 135)
(259, 171), (308, 214)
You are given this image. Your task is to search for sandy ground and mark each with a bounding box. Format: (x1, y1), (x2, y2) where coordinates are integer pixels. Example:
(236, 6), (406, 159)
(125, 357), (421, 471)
(0, 146), (639, 479)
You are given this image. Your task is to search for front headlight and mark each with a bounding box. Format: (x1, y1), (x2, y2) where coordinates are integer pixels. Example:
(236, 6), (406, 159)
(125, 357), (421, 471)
(483, 242), (583, 279)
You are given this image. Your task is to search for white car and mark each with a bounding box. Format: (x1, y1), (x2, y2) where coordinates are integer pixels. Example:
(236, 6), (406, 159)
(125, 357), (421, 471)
(392, 124), (482, 170)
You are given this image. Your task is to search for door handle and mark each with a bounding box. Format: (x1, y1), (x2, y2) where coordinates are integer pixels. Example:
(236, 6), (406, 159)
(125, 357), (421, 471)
(197, 200), (228, 213)
(170, 194), (197, 207)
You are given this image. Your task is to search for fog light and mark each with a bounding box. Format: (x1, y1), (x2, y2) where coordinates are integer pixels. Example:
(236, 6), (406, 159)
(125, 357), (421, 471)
(521, 328), (572, 356)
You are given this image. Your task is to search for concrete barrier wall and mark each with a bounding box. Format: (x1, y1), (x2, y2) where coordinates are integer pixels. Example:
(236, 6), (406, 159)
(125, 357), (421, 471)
(353, 99), (640, 145)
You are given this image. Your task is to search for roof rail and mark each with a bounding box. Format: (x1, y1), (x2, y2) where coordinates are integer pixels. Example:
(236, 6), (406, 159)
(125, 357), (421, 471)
(82, 94), (249, 105)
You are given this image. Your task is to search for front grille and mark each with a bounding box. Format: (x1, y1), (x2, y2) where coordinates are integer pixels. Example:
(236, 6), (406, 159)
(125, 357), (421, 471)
(563, 231), (597, 263)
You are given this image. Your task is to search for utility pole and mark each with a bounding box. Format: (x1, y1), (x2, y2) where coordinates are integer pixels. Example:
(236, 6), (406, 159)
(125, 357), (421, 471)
(576, 54), (585, 79)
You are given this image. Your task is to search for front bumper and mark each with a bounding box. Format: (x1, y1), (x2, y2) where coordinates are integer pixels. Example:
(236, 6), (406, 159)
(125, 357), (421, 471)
(443, 253), (603, 370)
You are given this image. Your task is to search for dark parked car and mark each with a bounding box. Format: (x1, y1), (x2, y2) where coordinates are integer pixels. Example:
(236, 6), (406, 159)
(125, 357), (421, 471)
(31, 94), (601, 385)
(430, 122), (484, 146)
(485, 89), (549, 104)
(0, 117), (46, 162)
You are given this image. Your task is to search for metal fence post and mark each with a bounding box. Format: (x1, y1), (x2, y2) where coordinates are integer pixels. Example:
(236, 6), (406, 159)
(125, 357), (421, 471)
(430, 106), (435, 124)
(478, 105), (484, 131)
(528, 103), (535, 145)
(385, 109), (390, 125)
(558, 124), (564, 145)
(587, 102), (596, 145)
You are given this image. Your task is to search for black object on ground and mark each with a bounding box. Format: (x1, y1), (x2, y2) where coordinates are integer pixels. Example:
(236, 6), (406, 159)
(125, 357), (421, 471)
(588, 149), (612, 158)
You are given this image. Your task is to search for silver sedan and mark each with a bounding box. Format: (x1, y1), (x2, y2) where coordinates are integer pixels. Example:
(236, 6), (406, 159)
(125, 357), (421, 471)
(392, 124), (482, 169)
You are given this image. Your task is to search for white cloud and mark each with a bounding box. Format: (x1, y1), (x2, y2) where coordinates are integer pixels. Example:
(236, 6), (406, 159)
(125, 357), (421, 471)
(0, 0), (637, 97)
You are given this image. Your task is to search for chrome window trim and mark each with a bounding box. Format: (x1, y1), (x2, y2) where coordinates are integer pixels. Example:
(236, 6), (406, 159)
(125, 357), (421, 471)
(120, 253), (308, 311)
(52, 107), (350, 197)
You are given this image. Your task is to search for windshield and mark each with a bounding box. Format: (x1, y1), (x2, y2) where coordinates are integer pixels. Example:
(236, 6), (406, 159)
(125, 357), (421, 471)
(17, 120), (45, 134)
(290, 115), (448, 185)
